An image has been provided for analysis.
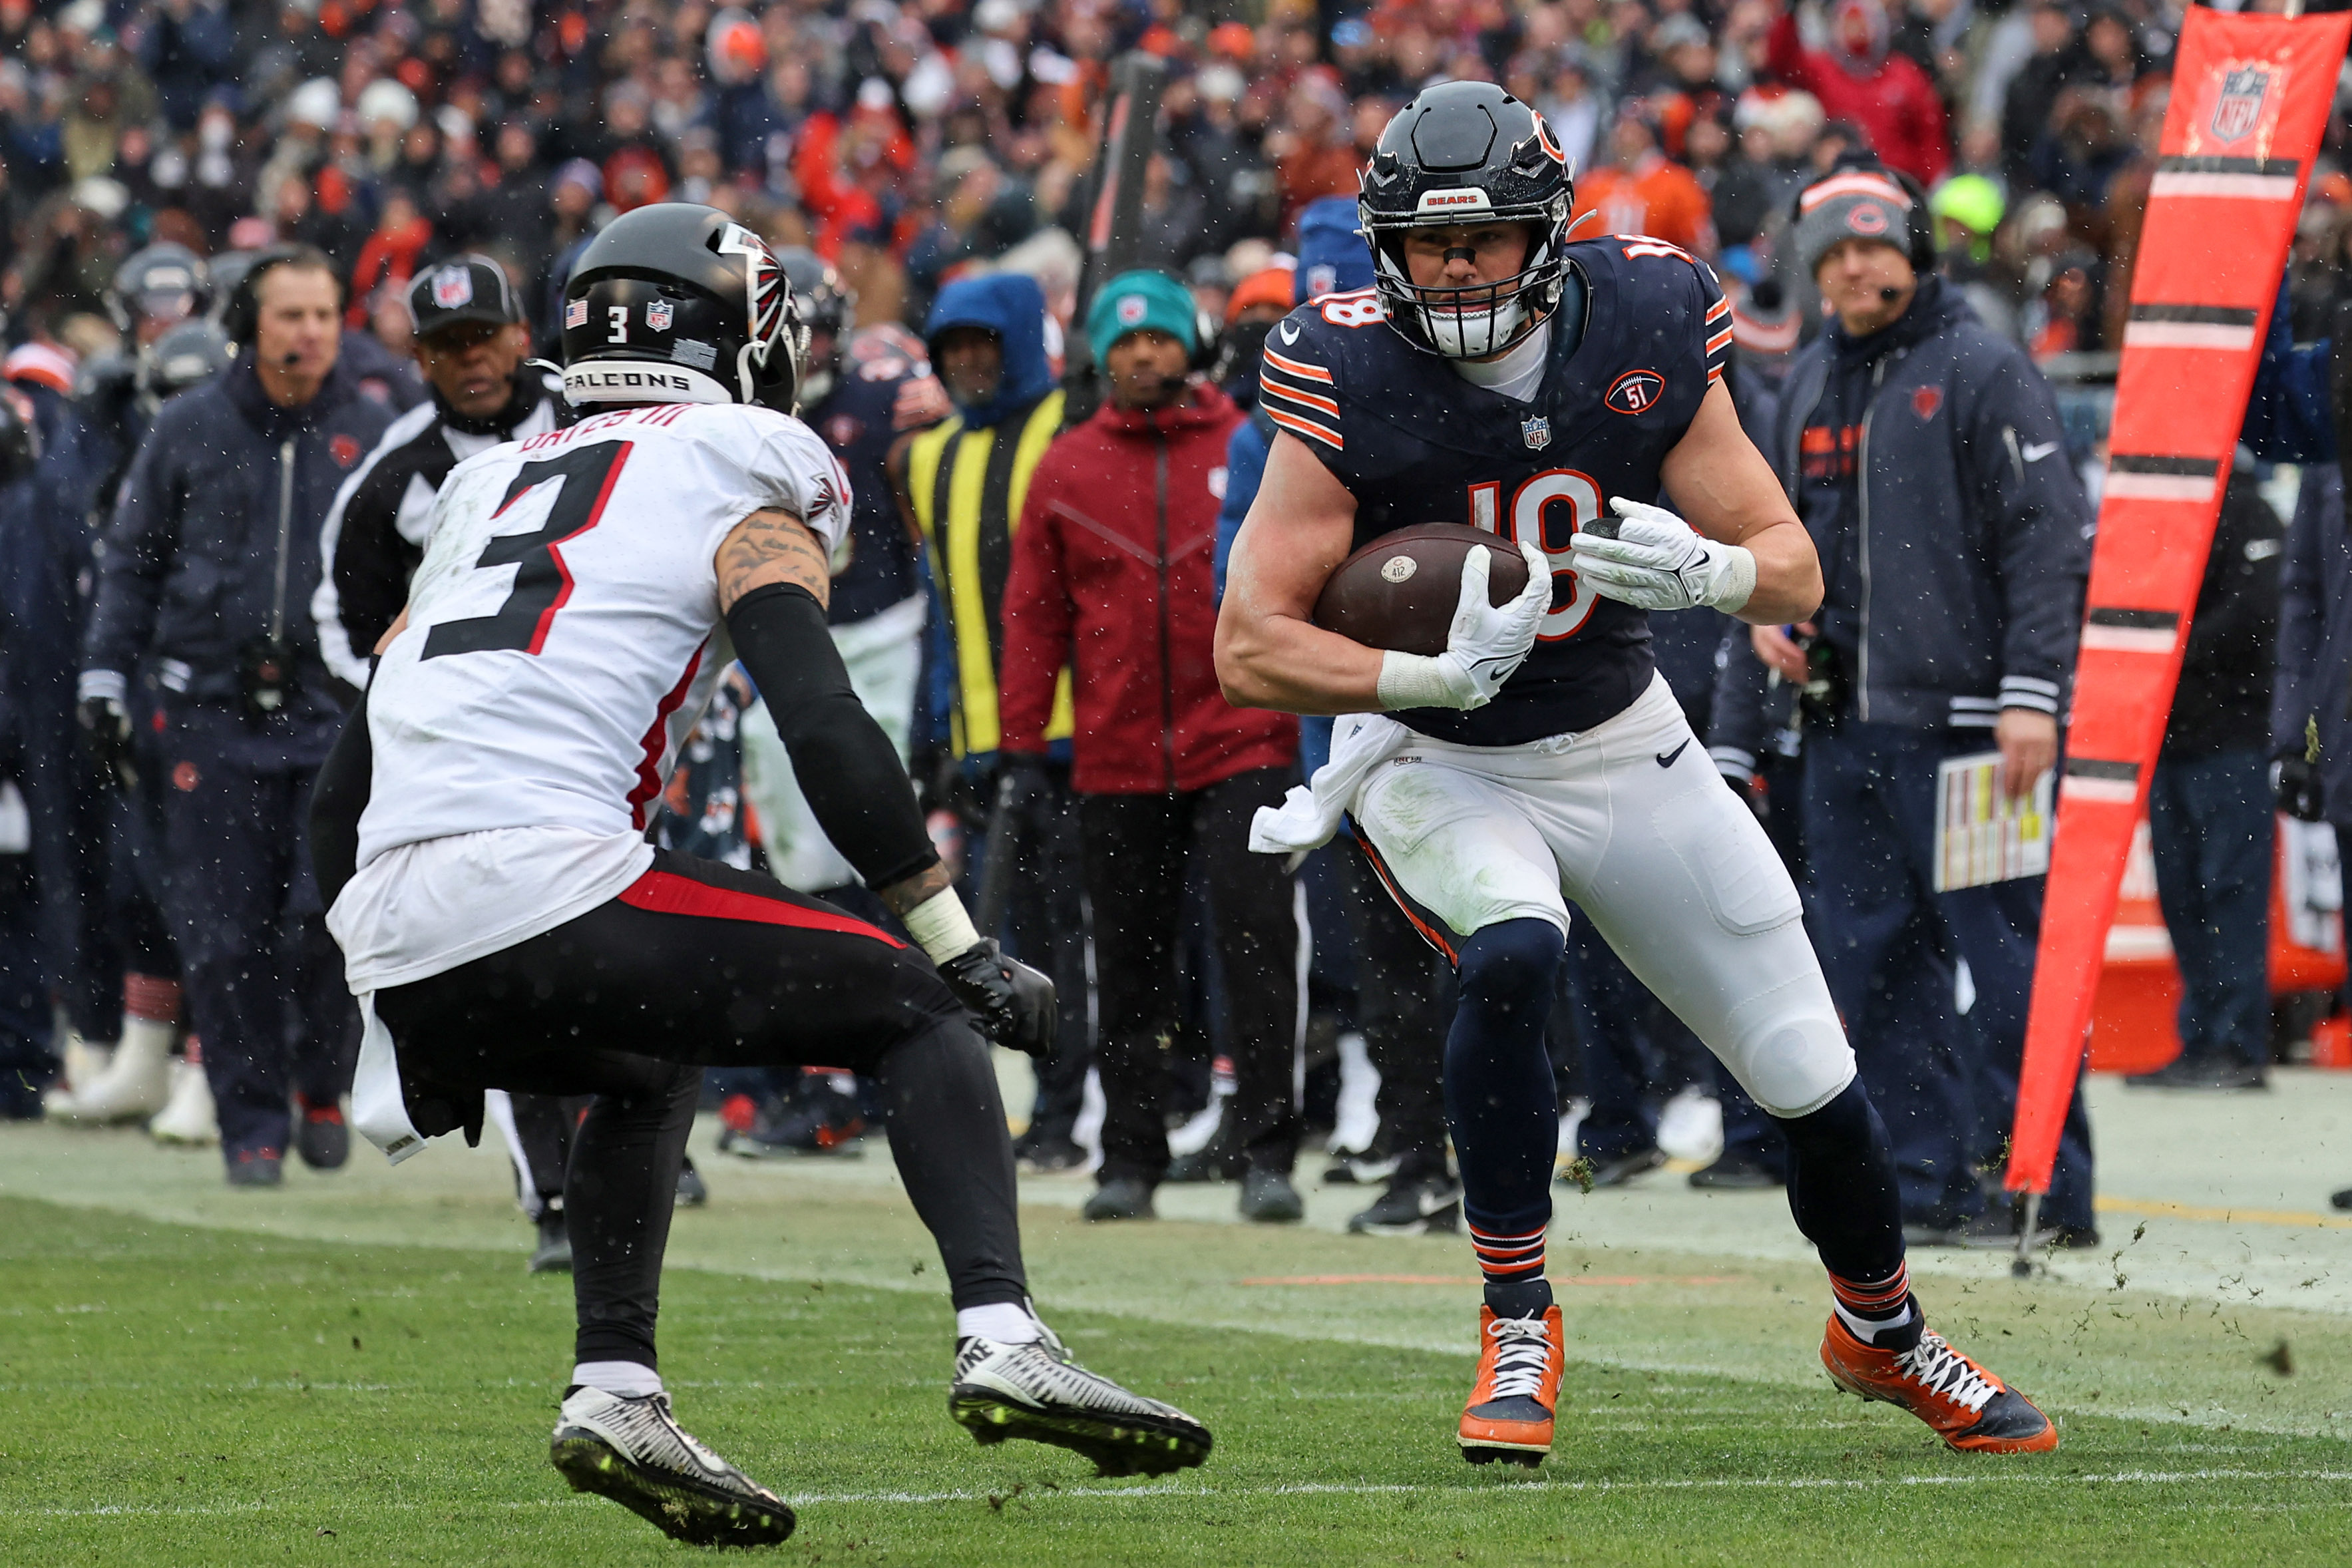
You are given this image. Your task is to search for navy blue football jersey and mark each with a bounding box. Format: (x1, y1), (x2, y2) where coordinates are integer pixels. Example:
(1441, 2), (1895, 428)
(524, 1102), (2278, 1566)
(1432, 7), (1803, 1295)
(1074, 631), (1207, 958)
(804, 323), (952, 625)
(1260, 237), (1732, 745)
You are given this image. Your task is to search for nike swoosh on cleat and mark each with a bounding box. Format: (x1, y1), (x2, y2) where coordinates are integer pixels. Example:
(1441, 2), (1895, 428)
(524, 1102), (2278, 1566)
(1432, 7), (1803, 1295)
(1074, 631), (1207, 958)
(1656, 739), (1691, 768)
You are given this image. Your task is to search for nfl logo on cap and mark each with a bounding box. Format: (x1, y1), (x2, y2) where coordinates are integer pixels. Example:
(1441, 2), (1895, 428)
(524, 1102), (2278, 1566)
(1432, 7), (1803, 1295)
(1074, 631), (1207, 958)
(565, 299), (588, 330)
(1117, 294), (1147, 326)
(646, 299), (674, 332)
(431, 266), (473, 309)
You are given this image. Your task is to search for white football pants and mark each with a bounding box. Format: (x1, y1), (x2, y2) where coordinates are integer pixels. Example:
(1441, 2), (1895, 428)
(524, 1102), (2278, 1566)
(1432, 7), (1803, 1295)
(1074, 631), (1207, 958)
(1351, 674), (1855, 1118)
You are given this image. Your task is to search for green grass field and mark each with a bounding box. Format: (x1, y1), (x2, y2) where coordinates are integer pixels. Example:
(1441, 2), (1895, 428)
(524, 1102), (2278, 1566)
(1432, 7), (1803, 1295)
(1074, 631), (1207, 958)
(4, 1195), (2349, 1567)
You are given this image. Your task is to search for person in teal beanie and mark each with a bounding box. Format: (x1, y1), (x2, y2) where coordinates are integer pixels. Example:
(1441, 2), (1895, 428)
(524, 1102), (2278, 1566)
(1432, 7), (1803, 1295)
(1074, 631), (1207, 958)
(1085, 268), (1200, 367)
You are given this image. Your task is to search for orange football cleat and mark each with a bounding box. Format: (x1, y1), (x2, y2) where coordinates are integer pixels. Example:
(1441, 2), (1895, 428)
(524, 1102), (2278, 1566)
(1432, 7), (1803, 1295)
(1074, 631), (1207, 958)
(1820, 1313), (2058, 1453)
(1458, 1306), (1563, 1467)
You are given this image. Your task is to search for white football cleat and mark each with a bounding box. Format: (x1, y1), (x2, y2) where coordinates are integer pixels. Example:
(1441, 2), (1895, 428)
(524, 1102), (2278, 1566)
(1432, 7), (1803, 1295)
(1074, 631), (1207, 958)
(148, 1058), (218, 1145)
(46, 1030), (116, 1117)
(549, 1385), (794, 1547)
(48, 1018), (172, 1125)
(950, 1315), (1212, 1476)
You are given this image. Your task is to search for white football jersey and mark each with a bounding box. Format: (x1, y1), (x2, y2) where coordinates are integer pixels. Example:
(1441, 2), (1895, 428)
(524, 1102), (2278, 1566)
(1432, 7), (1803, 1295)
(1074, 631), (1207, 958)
(356, 400), (849, 866)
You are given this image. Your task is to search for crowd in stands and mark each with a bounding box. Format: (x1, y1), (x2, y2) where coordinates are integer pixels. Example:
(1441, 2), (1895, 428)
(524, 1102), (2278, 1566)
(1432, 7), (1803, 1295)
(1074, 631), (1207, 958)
(6, 0), (2347, 1235)
(0, 0), (2204, 371)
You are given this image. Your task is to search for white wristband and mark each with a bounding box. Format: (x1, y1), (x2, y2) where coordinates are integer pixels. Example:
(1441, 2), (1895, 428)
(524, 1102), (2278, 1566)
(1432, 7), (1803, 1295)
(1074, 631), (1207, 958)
(901, 886), (984, 964)
(1711, 544), (1757, 614)
(1376, 651), (1469, 711)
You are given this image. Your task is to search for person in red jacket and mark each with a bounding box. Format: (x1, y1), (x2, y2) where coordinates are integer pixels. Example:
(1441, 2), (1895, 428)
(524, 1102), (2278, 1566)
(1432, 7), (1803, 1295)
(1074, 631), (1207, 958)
(1766, 0), (1950, 186)
(997, 270), (1304, 1226)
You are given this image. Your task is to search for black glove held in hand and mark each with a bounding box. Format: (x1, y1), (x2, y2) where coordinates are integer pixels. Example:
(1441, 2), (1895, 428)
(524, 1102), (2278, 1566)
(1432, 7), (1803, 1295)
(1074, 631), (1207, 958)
(2277, 754), (2327, 823)
(938, 938), (1057, 1058)
(77, 695), (135, 791)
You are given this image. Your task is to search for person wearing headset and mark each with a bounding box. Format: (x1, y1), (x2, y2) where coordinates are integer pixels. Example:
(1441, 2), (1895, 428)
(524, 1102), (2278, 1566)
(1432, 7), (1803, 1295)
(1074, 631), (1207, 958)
(993, 269), (1305, 1226)
(1746, 162), (2095, 1251)
(77, 245), (395, 1187)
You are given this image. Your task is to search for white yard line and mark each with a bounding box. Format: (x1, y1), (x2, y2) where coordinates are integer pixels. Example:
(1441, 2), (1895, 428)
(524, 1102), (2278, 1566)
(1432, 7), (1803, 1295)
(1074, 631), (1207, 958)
(22, 1468), (2352, 1519)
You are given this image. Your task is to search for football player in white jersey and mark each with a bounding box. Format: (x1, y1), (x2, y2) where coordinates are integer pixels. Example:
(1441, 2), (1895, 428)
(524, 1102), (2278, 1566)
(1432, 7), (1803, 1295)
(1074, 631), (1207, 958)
(309, 205), (1211, 1549)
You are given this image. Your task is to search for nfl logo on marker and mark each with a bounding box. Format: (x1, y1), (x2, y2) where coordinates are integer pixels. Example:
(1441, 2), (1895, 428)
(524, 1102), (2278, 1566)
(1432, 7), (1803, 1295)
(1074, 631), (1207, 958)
(2212, 67), (2269, 143)
(647, 299), (674, 332)
(1521, 415), (1551, 451)
(431, 266), (473, 309)
(564, 299), (588, 329)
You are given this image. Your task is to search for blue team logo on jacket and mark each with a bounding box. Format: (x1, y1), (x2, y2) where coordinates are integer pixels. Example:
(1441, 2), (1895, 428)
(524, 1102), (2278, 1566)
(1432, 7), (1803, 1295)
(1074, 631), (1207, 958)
(1521, 415), (1551, 450)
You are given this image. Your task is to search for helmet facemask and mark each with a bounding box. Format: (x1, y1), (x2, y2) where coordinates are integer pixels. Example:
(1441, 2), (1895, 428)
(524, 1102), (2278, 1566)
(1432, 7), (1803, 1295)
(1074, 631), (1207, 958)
(715, 222), (809, 413)
(1370, 216), (1566, 359)
(1356, 85), (1575, 359)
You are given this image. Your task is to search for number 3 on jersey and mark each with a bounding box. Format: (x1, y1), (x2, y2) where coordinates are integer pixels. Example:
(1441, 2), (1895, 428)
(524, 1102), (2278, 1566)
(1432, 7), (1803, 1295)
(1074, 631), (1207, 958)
(423, 441), (632, 660)
(1468, 469), (1601, 640)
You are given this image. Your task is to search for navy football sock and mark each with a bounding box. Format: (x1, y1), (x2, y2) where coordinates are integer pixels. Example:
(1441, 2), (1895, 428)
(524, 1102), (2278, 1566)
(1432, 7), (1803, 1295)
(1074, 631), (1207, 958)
(1774, 1079), (1919, 1350)
(1444, 918), (1565, 1314)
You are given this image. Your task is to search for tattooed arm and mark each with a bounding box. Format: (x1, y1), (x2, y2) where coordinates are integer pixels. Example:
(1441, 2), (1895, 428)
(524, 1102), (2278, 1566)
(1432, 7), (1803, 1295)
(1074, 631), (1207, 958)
(711, 506), (934, 914)
(715, 506), (834, 614)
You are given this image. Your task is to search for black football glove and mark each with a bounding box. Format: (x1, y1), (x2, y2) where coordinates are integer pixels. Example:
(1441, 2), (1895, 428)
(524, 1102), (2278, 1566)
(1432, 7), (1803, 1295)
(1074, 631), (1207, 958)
(938, 938), (1057, 1058)
(77, 694), (136, 791)
(2276, 753), (2327, 823)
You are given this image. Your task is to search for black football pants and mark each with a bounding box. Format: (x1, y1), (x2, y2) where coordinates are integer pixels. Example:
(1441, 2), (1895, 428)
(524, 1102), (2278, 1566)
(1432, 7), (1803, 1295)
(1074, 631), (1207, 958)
(1079, 768), (1300, 1185)
(375, 849), (1027, 1371)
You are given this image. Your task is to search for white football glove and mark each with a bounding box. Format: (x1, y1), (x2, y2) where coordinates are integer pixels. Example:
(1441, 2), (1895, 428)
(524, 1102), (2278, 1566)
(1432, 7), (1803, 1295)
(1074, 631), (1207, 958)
(1375, 541), (1551, 712)
(1570, 498), (1756, 614)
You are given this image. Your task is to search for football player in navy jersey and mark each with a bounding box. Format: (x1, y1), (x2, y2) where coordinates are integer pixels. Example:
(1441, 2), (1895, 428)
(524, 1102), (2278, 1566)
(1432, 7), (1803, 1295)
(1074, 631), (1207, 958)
(1216, 82), (2057, 1465)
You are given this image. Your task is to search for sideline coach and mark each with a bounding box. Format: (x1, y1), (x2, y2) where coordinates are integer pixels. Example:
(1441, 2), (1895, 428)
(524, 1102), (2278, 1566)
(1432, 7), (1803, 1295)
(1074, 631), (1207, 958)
(79, 246), (393, 1185)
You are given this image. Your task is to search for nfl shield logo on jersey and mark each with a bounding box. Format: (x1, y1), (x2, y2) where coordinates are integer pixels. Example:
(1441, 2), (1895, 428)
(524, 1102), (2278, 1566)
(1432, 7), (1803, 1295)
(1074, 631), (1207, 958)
(431, 266), (473, 309)
(2211, 67), (2269, 143)
(1521, 415), (1551, 451)
(646, 299), (675, 332)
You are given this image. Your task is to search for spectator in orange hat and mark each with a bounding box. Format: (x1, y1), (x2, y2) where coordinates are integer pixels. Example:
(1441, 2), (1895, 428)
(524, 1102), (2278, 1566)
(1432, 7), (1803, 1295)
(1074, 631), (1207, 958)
(1224, 265), (1294, 329)
(1571, 102), (1717, 256)
(1217, 264), (1294, 410)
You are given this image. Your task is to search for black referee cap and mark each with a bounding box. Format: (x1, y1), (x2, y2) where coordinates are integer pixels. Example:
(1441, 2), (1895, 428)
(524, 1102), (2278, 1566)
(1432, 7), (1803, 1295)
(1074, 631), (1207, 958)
(408, 255), (522, 337)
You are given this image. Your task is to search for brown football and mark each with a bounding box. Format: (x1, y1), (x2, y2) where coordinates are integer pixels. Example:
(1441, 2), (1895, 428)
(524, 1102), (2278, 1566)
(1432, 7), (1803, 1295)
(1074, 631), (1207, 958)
(1310, 523), (1533, 657)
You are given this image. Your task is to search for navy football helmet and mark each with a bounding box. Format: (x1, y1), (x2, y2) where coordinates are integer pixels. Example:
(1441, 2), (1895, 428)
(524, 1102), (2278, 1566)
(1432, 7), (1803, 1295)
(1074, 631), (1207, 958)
(1358, 83), (1575, 359)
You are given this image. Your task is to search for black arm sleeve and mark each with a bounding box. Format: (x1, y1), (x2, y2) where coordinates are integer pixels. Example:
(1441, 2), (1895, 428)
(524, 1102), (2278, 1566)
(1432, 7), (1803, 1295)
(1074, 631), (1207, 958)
(309, 677), (374, 909)
(725, 581), (940, 891)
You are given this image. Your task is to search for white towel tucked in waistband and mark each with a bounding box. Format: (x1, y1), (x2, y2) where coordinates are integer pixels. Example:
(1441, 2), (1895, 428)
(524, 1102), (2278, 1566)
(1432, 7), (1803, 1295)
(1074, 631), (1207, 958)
(1249, 711), (1411, 857)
